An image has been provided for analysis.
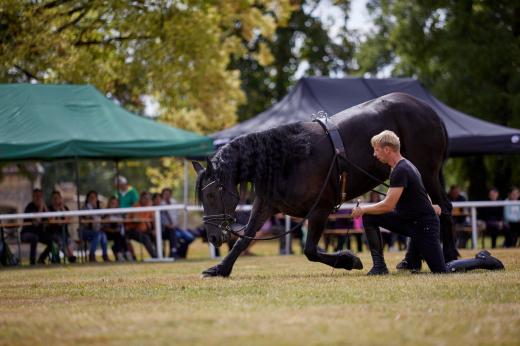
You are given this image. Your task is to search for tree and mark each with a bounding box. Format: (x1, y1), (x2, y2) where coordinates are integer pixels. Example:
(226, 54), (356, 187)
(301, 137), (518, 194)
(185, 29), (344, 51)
(0, 0), (295, 192)
(0, 0), (294, 133)
(231, 0), (356, 122)
(356, 0), (520, 198)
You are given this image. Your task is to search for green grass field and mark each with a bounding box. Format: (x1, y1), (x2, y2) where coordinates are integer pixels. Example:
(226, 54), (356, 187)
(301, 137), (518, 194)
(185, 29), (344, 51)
(1, 241), (519, 346)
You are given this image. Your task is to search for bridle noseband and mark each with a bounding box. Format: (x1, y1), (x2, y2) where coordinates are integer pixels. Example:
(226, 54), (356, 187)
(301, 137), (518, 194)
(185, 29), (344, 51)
(201, 179), (238, 241)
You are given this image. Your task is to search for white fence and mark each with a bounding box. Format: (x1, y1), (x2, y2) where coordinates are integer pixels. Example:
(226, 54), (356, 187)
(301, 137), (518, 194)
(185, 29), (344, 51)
(1, 200), (519, 262)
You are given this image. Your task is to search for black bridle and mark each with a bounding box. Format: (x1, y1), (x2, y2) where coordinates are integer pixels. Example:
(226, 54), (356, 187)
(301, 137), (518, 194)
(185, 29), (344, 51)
(200, 180), (239, 243)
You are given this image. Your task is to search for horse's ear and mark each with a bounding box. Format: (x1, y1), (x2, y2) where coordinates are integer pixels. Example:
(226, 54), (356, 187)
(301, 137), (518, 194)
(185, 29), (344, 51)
(192, 161), (205, 175)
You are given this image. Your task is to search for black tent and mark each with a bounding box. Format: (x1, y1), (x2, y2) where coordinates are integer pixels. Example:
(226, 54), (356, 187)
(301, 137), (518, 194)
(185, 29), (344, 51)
(213, 77), (520, 155)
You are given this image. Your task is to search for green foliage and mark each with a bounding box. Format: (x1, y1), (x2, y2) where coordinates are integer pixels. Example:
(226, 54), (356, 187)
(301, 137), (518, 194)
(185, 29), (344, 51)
(0, 0), (295, 191)
(231, 0), (357, 122)
(357, 0), (520, 198)
(0, 0), (294, 133)
(41, 160), (118, 203)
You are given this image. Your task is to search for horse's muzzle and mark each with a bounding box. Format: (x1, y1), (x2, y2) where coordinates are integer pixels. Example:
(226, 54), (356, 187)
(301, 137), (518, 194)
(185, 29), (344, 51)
(208, 234), (223, 247)
(206, 225), (230, 247)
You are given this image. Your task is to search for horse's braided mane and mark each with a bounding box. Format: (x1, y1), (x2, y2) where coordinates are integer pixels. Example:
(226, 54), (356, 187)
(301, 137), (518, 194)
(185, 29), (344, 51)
(196, 123), (311, 202)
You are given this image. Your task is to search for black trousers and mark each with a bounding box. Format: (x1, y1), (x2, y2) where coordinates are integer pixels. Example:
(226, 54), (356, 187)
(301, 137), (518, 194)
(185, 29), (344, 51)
(363, 212), (446, 273)
(106, 231), (128, 255)
(21, 230), (55, 264)
(504, 222), (520, 247)
(162, 226), (178, 257)
(484, 221), (501, 248)
(126, 229), (157, 258)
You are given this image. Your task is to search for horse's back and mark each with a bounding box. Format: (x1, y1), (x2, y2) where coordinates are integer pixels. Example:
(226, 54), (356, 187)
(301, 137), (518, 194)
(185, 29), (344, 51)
(327, 92), (448, 200)
(336, 92), (442, 127)
(334, 92), (447, 153)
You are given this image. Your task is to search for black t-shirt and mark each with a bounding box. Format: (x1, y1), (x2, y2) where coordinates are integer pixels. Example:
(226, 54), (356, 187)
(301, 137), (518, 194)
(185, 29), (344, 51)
(390, 159), (435, 220)
(479, 202), (503, 222)
(21, 202), (45, 233)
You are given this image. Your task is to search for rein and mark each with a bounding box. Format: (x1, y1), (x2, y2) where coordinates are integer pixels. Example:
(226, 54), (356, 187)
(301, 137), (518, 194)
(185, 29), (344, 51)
(337, 155), (389, 196)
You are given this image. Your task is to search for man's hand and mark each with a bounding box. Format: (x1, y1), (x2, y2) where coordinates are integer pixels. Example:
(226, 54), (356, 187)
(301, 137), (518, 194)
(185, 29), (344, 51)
(351, 206), (364, 218)
(432, 204), (441, 216)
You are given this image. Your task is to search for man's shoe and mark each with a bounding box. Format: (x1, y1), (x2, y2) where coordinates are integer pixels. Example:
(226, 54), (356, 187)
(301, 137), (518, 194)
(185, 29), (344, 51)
(396, 259), (421, 272)
(367, 265), (389, 275)
(446, 250), (504, 273)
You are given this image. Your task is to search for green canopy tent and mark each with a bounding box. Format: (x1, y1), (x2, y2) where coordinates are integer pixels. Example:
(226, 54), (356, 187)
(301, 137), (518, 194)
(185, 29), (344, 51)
(0, 84), (213, 262)
(0, 82), (213, 206)
(0, 84), (213, 160)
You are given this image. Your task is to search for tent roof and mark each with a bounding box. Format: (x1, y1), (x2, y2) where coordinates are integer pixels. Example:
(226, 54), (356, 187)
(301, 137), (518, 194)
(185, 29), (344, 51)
(0, 84), (213, 160)
(214, 77), (520, 155)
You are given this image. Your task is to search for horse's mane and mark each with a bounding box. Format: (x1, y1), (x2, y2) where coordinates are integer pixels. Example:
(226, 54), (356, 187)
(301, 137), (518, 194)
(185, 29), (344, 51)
(196, 123), (311, 201)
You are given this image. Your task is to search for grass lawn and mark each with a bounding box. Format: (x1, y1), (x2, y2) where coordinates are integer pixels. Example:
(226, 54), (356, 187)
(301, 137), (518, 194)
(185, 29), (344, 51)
(1, 241), (519, 346)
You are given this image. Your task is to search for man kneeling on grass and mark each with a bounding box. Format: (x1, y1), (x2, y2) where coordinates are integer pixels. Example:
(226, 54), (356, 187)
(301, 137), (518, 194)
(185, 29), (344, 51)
(351, 130), (504, 275)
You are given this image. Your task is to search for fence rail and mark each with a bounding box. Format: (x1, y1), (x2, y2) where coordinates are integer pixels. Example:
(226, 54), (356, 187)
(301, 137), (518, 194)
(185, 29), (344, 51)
(1, 200), (519, 261)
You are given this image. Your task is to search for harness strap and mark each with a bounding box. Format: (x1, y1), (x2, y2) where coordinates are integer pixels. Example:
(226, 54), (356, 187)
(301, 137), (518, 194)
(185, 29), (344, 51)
(315, 117), (346, 158)
(315, 117), (349, 207)
(340, 172), (347, 202)
(315, 117), (390, 197)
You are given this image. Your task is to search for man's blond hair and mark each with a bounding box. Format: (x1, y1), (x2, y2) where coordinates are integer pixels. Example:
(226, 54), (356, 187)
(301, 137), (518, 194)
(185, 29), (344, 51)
(371, 130), (400, 152)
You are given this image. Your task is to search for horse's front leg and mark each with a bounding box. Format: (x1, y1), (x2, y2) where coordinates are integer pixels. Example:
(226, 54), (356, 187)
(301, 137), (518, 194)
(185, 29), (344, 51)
(202, 198), (272, 278)
(304, 209), (363, 271)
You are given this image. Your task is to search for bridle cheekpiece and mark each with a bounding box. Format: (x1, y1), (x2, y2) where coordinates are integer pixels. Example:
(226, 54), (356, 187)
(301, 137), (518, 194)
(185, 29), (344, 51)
(200, 178), (239, 242)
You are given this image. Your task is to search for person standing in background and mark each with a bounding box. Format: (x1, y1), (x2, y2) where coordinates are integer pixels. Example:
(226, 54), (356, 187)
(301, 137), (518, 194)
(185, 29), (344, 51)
(116, 176), (139, 209)
(504, 187), (520, 247)
(115, 175), (139, 259)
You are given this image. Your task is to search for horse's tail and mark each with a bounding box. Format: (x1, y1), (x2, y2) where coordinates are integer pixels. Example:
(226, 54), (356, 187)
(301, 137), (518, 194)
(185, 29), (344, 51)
(439, 121), (452, 213)
(438, 120), (460, 260)
(438, 167), (452, 213)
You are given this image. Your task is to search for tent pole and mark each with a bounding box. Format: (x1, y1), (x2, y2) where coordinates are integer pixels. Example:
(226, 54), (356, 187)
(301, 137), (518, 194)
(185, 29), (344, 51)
(115, 159), (120, 202)
(74, 158), (81, 210)
(73, 157), (85, 263)
(183, 159), (189, 231)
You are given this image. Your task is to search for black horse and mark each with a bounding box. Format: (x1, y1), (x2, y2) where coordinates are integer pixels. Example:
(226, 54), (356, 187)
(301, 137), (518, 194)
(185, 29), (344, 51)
(193, 92), (458, 277)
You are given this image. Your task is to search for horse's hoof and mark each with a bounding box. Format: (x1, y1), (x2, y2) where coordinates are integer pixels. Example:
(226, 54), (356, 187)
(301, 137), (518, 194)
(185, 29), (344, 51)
(201, 266), (221, 278)
(336, 250), (363, 270)
(201, 265), (231, 278)
(352, 256), (363, 270)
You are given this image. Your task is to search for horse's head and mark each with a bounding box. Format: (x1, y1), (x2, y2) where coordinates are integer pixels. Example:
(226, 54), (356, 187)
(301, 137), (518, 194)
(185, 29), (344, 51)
(193, 159), (240, 247)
